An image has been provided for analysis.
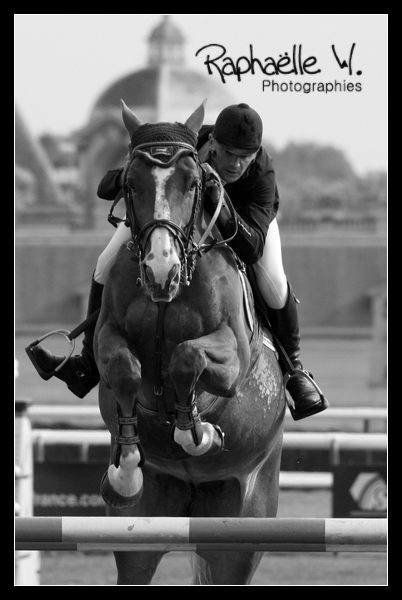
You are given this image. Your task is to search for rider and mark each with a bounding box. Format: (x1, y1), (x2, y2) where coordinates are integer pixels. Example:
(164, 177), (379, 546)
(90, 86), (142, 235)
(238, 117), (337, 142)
(31, 103), (328, 420)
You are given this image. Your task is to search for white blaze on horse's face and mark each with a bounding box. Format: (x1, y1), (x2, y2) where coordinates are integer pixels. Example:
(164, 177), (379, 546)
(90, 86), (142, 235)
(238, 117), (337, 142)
(142, 165), (182, 302)
(152, 165), (174, 220)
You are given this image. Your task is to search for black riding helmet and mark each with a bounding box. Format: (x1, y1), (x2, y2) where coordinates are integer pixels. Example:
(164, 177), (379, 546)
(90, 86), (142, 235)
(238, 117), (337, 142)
(213, 103), (263, 154)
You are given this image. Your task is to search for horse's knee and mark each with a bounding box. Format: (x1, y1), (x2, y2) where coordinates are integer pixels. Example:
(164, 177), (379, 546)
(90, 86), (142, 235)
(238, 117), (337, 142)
(106, 347), (141, 394)
(169, 341), (207, 383)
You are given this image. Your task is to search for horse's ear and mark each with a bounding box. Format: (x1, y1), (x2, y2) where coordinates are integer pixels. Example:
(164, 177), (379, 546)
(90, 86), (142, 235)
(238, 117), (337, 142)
(185, 99), (207, 134)
(121, 99), (142, 137)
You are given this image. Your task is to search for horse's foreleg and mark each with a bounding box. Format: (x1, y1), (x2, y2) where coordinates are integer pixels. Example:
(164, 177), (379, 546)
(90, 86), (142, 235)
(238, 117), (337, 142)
(98, 343), (144, 508)
(168, 327), (248, 455)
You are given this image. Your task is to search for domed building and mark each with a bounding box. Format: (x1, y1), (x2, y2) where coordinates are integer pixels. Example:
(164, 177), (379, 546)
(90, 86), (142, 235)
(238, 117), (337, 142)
(76, 15), (234, 230)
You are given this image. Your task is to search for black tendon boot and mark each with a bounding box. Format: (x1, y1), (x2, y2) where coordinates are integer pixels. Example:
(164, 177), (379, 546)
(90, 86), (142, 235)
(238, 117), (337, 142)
(30, 276), (103, 398)
(268, 283), (329, 420)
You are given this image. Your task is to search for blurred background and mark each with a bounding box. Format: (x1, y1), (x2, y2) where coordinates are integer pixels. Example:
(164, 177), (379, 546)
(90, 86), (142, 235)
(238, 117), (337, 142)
(15, 14), (387, 411)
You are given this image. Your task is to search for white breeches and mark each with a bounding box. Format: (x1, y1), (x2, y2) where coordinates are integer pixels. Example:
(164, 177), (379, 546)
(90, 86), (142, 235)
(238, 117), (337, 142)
(94, 217), (288, 309)
(94, 222), (132, 285)
(251, 218), (288, 309)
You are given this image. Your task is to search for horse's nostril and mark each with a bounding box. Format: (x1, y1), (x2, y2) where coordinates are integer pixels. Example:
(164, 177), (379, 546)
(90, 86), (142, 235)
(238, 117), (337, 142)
(143, 264), (154, 285)
(171, 265), (180, 284)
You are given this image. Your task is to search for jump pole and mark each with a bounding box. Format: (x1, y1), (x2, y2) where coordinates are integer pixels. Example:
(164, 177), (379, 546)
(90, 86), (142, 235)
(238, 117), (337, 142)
(15, 517), (387, 553)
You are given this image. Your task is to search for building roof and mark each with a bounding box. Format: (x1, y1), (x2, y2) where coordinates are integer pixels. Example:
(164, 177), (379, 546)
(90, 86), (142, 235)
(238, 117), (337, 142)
(94, 68), (159, 109)
(90, 16), (233, 123)
(148, 14), (185, 46)
(93, 66), (232, 111)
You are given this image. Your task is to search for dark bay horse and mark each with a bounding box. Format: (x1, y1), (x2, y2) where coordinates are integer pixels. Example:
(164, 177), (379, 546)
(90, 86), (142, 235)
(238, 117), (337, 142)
(95, 100), (286, 585)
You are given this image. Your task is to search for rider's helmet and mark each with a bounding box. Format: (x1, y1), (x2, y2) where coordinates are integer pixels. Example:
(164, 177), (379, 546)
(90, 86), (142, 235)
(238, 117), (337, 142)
(213, 103), (263, 154)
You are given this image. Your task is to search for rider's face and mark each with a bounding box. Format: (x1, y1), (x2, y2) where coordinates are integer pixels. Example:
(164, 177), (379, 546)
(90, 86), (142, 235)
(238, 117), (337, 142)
(209, 137), (258, 184)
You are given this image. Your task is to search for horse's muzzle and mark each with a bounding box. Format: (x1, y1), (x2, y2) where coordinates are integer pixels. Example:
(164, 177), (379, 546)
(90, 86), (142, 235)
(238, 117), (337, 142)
(143, 262), (181, 302)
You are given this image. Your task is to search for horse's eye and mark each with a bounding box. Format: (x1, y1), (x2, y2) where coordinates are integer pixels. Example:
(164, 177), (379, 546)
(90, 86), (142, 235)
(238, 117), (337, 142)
(125, 182), (136, 195)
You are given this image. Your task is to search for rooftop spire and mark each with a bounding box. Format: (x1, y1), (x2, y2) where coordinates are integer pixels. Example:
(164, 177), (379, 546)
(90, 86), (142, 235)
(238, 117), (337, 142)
(148, 15), (186, 66)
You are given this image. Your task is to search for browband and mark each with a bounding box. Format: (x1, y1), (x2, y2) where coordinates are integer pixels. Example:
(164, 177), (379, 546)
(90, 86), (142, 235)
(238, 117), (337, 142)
(131, 142), (198, 168)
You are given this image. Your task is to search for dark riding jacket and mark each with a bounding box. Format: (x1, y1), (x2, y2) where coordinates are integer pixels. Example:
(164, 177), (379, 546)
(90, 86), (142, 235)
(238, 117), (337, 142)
(97, 125), (280, 266)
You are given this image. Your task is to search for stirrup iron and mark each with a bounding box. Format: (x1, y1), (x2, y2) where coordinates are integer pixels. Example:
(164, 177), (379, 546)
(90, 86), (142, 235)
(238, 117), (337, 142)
(25, 329), (75, 381)
(283, 367), (325, 400)
(283, 367), (329, 420)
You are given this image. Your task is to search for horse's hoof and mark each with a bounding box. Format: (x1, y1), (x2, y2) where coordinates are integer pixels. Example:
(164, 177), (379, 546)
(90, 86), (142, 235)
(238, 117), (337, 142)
(100, 470), (143, 509)
(173, 425), (203, 448)
(112, 440), (145, 468)
(204, 424), (226, 455)
(174, 422), (225, 456)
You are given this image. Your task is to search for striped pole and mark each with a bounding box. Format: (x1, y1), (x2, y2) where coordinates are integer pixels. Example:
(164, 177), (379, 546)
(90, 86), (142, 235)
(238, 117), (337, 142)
(15, 517), (387, 552)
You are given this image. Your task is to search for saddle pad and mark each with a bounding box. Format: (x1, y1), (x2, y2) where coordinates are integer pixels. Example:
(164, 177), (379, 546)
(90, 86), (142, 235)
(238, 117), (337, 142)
(239, 271), (254, 332)
(239, 271), (277, 356)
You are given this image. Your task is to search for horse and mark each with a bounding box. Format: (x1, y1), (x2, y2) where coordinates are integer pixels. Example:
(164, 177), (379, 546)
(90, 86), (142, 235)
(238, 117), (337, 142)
(94, 100), (286, 585)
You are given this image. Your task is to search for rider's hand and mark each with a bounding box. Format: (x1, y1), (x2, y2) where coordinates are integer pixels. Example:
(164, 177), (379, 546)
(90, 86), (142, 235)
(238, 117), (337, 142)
(117, 169), (125, 188)
(118, 151), (132, 188)
(202, 163), (223, 207)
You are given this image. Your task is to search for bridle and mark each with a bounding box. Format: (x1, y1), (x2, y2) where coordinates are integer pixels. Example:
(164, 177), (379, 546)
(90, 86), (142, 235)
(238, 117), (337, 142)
(109, 139), (238, 288)
(126, 142), (204, 287)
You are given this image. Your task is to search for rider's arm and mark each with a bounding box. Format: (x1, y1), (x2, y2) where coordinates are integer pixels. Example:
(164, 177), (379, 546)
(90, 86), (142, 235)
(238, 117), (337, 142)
(205, 152), (279, 265)
(222, 173), (278, 265)
(97, 168), (124, 200)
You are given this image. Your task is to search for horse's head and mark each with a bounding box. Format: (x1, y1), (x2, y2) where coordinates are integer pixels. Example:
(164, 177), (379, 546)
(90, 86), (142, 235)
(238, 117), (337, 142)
(121, 100), (206, 302)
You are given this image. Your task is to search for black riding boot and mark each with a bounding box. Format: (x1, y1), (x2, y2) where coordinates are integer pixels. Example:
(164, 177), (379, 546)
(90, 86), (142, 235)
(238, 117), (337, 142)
(268, 283), (329, 420)
(31, 276), (103, 399)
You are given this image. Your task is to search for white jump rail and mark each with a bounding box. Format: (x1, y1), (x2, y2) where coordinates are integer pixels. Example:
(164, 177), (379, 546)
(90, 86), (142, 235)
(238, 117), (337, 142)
(15, 516), (387, 553)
